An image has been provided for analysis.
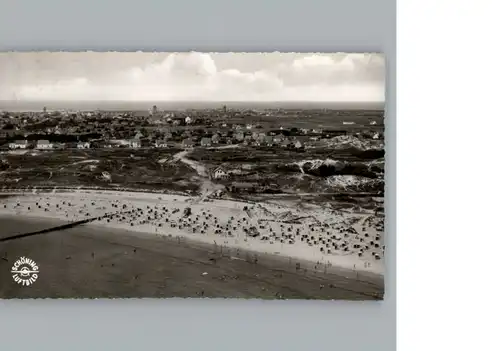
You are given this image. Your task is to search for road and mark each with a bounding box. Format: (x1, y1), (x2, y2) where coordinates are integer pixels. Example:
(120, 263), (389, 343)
(173, 147), (226, 203)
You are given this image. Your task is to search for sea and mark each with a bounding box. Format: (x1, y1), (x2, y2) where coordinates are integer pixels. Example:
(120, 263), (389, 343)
(0, 100), (385, 112)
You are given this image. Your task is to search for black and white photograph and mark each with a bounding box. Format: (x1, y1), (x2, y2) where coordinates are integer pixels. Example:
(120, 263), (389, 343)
(0, 52), (385, 300)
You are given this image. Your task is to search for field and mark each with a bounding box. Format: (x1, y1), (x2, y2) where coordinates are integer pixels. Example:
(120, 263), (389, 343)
(0, 148), (201, 194)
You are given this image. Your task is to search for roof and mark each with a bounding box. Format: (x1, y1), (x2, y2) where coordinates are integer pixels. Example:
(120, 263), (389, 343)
(37, 140), (50, 144)
(14, 140), (28, 144)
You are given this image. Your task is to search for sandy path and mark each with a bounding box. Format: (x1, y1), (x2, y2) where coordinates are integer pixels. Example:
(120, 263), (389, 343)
(174, 150), (208, 177)
(173, 148), (225, 203)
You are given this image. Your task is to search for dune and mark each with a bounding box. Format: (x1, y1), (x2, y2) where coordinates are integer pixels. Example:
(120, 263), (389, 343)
(0, 189), (385, 275)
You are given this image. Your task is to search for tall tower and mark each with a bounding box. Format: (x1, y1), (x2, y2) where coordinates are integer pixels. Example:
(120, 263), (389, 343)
(223, 105), (227, 113)
(43, 106), (47, 113)
(152, 105), (158, 115)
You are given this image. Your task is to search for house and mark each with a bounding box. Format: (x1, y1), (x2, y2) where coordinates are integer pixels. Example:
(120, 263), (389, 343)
(8, 140), (28, 149)
(253, 133), (266, 145)
(182, 139), (195, 148)
(185, 116), (192, 125)
(155, 140), (169, 148)
(211, 133), (221, 144)
(228, 182), (255, 193)
(294, 140), (303, 149)
(264, 135), (274, 146)
(65, 142), (78, 149)
(201, 137), (212, 147)
(273, 135), (285, 143)
(77, 142), (91, 149)
(36, 140), (53, 150)
(234, 132), (245, 142)
(129, 139), (141, 148)
(281, 139), (291, 148)
(134, 131), (144, 140)
(213, 167), (229, 180)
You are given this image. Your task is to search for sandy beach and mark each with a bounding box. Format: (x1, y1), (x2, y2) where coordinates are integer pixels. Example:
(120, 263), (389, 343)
(0, 189), (385, 276)
(0, 214), (383, 299)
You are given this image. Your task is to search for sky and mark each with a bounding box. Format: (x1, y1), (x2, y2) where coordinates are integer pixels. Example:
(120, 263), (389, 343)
(0, 52), (385, 103)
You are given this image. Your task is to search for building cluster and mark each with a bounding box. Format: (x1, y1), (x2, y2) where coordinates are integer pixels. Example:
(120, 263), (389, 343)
(0, 108), (383, 151)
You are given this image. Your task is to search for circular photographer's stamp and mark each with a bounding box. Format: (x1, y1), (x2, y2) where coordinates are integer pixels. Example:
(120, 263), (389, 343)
(11, 256), (39, 286)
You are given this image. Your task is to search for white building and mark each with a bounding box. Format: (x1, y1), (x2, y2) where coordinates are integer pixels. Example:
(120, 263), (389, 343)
(9, 140), (28, 149)
(150, 105), (158, 116)
(273, 135), (285, 143)
(77, 142), (90, 149)
(155, 140), (168, 148)
(36, 140), (53, 150)
(185, 116), (192, 125)
(130, 139), (141, 148)
(213, 168), (229, 180)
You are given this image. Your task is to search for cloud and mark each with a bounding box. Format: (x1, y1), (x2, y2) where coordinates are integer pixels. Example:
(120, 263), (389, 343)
(0, 52), (385, 102)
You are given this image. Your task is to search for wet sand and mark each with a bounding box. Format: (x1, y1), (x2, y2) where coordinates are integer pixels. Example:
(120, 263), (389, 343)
(0, 216), (384, 300)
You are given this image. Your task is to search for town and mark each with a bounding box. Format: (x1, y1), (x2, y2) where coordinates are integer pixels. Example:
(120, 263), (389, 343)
(0, 105), (384, 152)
